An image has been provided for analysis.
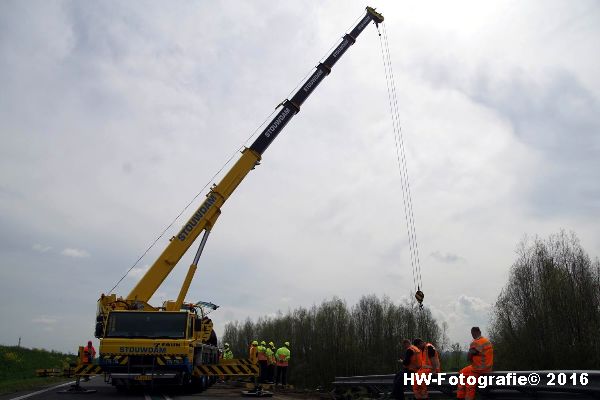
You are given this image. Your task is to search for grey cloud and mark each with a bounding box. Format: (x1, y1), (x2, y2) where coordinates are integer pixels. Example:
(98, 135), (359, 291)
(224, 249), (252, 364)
(471, 70), (600, 218)
(453, 295), (492, 333)
(431, 294), (492, 346)
(32, 244), (53, 253)
(416, 59), (600, 219)
(61, 248), (90, 258)
(430, 250), (464, 264)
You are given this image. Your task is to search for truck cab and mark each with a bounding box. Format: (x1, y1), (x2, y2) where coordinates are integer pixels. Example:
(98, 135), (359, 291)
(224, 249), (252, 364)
(98, 309), (218, 388)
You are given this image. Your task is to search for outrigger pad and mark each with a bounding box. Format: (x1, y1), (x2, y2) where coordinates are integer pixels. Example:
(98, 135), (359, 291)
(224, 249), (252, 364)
(242, 390), (273, 397)
(57, 384), (97, 394)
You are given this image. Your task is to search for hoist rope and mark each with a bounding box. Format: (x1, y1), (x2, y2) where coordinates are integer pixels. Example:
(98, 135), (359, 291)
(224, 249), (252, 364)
(377, 29), (417, 293)
(383, 23), (424, 290)
(377, 22), (424, 300)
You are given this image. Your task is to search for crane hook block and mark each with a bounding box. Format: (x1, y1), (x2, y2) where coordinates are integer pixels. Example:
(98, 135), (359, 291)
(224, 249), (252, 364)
(415, 290), (425, 304)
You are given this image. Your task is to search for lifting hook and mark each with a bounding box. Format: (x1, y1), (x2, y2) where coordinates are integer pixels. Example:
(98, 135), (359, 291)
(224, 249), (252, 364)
(415, 288), (424, 309)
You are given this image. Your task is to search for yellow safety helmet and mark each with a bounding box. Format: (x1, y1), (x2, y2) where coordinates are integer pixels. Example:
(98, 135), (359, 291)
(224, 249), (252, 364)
(252, 340), (258, 346)
(261, 340), (266, 346)
(269, 341), (275, 347)
(284, 341), (290, 347)
(224, 342), (230, 348)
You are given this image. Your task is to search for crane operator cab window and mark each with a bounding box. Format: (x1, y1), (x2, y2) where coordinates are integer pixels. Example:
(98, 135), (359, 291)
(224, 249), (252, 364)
(105, 311), (188, 339)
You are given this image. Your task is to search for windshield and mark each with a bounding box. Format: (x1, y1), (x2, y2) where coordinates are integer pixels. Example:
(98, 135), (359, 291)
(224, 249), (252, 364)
(105, 312), (188, 339)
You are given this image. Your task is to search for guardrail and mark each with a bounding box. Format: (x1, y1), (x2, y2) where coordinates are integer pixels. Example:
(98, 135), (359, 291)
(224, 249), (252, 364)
(332, 371), (600, 398)
(35, 367), (75, 377)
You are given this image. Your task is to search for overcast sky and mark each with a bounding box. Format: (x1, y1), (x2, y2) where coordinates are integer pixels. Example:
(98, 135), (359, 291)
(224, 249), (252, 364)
(1, 0), (599, 355)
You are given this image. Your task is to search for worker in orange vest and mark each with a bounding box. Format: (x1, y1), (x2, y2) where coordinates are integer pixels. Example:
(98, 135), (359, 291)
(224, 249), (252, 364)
(392, 339), (422, 399)
(80, 340), (96, 382)
(257, 340), (268, 383)
(82, 340), (96, 364)
(457, 327), (493, 400)
(266, 341), (276, 384)
(275, 341), (291, 386)
(247, 340), (259, 387)
(413, 338), (441, 399)
(249, 340), (259, 364)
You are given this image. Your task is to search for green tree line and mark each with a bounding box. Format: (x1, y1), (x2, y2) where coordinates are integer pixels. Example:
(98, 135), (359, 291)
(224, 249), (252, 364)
(222, 295), (440, 388)
(490, 231), (600, 369)
(222, 231), (600, 387)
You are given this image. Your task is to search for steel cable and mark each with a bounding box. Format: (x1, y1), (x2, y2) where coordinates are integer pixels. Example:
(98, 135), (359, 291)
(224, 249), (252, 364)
(383, 23), (424, 290)
(377, 22), (424, 302)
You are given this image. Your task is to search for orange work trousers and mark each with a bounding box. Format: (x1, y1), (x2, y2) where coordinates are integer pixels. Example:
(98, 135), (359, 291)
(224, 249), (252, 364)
(413, 368), (432, 399)
(457, 365), (489, 399)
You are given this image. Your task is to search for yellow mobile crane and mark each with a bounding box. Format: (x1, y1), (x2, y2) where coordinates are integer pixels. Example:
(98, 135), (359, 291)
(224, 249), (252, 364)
(91, 6), (384, 391)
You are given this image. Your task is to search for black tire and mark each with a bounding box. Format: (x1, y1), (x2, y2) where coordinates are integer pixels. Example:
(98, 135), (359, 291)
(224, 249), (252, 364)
(114, 379), (127, 392)
(188, 375), (205, 393)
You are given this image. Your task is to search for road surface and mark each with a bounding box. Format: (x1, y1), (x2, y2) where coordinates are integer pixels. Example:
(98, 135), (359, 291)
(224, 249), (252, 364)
(0, 379), (304, 400)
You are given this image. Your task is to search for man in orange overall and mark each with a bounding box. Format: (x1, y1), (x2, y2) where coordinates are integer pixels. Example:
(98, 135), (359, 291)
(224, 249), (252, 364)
(81, 340), (96, 381)
(249, 340), (259, 364)
(248, 340), (259, 387)
(413, 338), (441, 399)
(457, 327), (493, 399)
(82, 340), (96, 364)
(391, 339), (422, 399)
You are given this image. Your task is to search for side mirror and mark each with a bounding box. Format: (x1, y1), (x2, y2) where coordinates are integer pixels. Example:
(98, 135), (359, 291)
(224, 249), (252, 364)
(95, 321), (104, 338)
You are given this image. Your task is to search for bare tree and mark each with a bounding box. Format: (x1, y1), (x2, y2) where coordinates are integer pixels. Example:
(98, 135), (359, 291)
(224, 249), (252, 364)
(490, 231), (600, 369)
(222, 294), (441, 388)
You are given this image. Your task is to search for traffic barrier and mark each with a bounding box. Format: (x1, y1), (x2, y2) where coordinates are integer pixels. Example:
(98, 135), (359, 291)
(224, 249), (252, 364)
(332, 371), (600, 398)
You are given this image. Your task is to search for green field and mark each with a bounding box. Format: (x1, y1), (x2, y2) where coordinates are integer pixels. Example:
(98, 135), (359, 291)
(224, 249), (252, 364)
(0, 345), (75, 394)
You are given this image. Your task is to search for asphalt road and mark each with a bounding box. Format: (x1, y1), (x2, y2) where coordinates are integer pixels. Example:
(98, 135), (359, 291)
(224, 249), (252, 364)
(1, 379), (274, 400)
(5, 379), (594, 400)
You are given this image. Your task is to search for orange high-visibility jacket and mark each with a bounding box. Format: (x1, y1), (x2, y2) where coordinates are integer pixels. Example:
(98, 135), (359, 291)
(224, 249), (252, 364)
(257, 345), (267, 361)
(266, 347), (276, 365)
(421, 343), (441, 373)
(470, 336), (493, 372)
(248, 344), (258, 364)
(275, 346), (290, 367)
(83, 345), (96, 363)
(407, 345), (422, 372)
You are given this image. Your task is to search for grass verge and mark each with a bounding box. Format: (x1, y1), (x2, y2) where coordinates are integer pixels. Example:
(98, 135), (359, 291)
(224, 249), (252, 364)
(0, 376), (71, 395)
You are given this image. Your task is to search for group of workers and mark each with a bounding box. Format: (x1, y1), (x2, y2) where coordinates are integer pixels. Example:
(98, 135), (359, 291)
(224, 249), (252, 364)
(392, 327), (493, 400)
(246, 340), (291, 385)
(221, 340), (291, 385)
(83, 326), (490, 398)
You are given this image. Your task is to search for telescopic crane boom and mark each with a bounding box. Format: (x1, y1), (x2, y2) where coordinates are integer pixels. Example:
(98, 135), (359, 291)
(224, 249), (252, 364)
(92, 7), (384, 391)
(125, 7), (385, 306)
